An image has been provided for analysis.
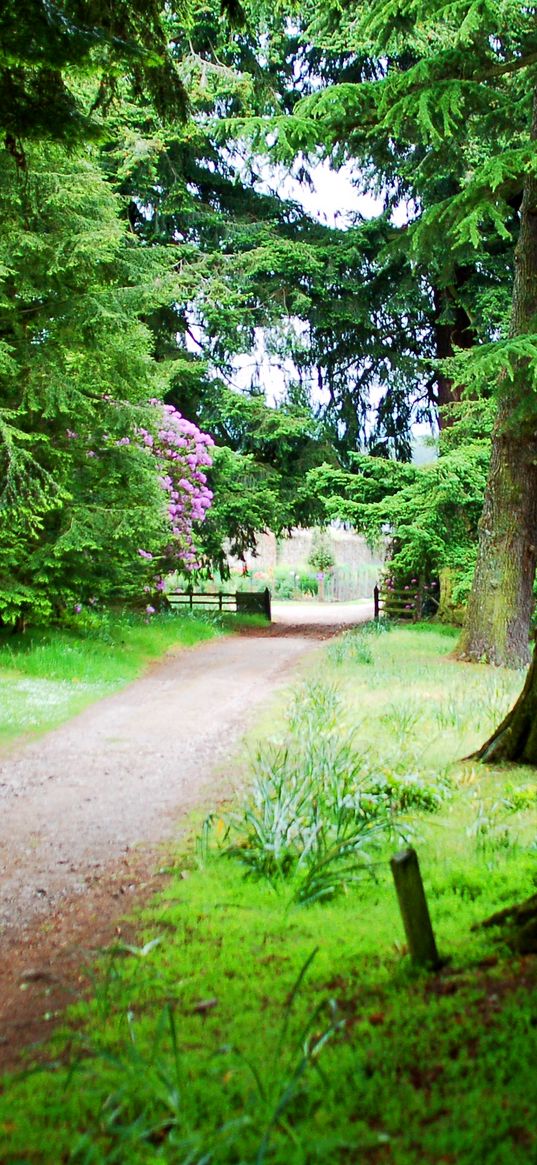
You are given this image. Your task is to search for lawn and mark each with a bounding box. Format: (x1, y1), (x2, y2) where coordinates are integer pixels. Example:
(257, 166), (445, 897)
(0, 609), (253, 750)
(2, 623), (537, 1164)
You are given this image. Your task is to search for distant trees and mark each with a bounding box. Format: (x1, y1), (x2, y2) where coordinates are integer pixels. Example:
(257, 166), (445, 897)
(309, 440), (489, 598)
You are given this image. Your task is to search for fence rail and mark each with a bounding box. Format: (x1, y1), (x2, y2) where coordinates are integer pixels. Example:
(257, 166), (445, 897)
(165, 587), (272, 621)
(374, 583), (421, 621)
(374, 581), (439, 621)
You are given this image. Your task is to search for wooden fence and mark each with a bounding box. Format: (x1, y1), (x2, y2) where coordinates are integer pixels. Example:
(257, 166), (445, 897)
(374, 582), (421, 621)
(165, 587), (272, 621)
(374, 579), (440, 621)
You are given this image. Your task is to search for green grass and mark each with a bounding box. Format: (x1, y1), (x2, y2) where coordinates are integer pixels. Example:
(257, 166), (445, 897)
(2, 623), (537, 1163)
(0, 609), (252, 749)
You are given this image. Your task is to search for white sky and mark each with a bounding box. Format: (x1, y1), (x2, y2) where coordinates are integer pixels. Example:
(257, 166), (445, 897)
(266, 159), (386, 228)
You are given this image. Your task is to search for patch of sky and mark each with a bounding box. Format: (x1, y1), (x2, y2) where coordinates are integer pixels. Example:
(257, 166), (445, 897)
(184, 152), (430, 449)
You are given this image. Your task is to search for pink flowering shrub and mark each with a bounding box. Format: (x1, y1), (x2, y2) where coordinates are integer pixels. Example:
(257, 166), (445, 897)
(138, 401), (214, 581)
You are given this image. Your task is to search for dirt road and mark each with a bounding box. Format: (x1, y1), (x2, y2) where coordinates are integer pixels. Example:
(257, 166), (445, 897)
(0, 603), (372, 1064)
(0, 602), (372, 936)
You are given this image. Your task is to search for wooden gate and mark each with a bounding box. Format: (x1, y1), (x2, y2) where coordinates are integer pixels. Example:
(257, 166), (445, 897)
(165, 587), (271, 621)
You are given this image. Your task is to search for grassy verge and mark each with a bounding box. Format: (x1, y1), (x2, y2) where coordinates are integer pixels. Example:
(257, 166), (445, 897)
(0, 609), (255, 750)
(2, 624), (537, 1163)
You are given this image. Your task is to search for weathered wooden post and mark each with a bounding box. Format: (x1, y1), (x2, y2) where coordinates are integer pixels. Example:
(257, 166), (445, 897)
(218, 591), (223, 612)
(373, 584), (380, 620)
(390, 848), (440, 968)
(264, 587), (272, 622)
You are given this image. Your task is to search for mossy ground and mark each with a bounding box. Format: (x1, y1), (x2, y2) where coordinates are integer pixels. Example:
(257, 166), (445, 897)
(2, 624), (537, 1163)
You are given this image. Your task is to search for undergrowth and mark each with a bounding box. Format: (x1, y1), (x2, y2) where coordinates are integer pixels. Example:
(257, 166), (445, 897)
(214, 675), (448, 904)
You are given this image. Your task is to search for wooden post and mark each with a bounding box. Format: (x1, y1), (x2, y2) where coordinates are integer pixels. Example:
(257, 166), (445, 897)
(374, 584), (380, 619)
(390, 848), (440, 968)
(264, 587), (272, 622)
(218, 591), (223, 612)
(417, 575), (424, 621)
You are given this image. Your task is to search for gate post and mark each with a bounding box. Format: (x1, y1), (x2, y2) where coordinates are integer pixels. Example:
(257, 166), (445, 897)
(374, 584), (380, 619)
(264, 588), (272, 622)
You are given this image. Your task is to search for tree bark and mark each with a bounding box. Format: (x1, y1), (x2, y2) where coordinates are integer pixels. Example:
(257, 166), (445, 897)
(457, 424), (537, 665)
(433, 270), (476, 426)
(472, 638), (537, 762)
(474, 891), (537, 952)
(458, 82), (537, 668)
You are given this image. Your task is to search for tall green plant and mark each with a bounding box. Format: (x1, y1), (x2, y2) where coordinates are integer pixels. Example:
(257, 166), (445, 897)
(0, 143), (182, 623)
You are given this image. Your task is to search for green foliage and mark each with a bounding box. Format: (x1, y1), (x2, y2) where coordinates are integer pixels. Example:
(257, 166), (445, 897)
(0, 0), (191, 144)
(4, 627), (537, 1163)
(198, 388), (335, 551)
(272, 567), (319, 598)
(215, 676), (447, 904)
(310, 441), (490, 595)
(327, 628), (375, 665)
(308, 527), (335, 573)
(5, 0), (537, 635)
(0, 142), (195, 624)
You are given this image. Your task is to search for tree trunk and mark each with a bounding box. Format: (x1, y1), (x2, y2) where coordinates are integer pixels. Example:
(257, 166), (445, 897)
(458, 84), (537, 668)
(474, 891), (537, 952)
(457, 425), (537, 665)
(433, 270), (476, 426)
(472, 638), (537, 762)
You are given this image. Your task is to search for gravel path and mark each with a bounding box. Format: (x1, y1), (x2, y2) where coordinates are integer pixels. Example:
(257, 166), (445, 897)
(0, 605), (374, 1066)
(0, 603), (373, 939)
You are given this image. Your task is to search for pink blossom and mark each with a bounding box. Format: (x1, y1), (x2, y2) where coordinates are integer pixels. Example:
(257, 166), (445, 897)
(137, 401), (214, 580)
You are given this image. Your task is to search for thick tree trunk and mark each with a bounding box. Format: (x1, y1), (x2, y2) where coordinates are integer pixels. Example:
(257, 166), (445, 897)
(474, 891), (537, 952)
(473, 638), (537, 762)
(458, 85), (537, 668)
(457, 426), (537, 665)
(433, 270), (476, 426)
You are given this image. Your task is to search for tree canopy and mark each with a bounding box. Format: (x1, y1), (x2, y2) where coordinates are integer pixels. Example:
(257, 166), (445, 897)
(3, 0), (537, 673)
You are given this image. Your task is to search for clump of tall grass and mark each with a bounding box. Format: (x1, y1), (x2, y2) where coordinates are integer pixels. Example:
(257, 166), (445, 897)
(215, 680), (447, 905)
(467, 800), (517, 855)
(327, 618), (392, 667)
(367, 766), (452, 813)
(57, 950), (340, 1165)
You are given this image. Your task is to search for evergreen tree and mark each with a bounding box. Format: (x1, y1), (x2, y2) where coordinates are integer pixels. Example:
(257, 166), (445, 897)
(230, 0), (515, 439)
(0, 142), (211, 625)
(0, 0), (192, 150)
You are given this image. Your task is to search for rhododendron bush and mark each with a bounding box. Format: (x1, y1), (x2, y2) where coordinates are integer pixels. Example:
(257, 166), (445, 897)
(138, 401), (213, 581)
